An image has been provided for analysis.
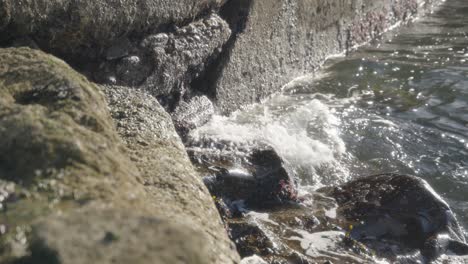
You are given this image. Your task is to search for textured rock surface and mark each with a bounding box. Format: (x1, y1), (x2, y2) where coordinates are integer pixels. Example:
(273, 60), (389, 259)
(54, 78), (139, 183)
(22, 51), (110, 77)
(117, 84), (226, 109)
(0, 48), (239, 263)
(323, 173), (468, 262)
(206, 0), (441, 114)
(24, 207), (210, 264)
(102, 85), (239, 264)
(172, 95), (215, 140)
(0, 0), (226, 59)
(96, 14), (231, 103)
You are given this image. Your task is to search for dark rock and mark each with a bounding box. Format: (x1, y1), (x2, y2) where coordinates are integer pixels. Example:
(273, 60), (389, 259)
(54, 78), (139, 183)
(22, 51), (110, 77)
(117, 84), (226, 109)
(202, 148), (298, 208)
(106, 38), (134, 61)
(248, 149), (298, 205)
(226, 202), (375, 263)
(323, 173), (468, 262)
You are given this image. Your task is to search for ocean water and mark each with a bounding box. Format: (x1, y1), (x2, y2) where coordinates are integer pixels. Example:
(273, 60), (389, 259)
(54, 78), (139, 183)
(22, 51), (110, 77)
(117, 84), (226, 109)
(190, 0), (468, 245)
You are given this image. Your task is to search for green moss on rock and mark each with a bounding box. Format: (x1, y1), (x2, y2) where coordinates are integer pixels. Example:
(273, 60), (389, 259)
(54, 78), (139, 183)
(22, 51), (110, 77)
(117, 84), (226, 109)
(0, 47), (239, 263)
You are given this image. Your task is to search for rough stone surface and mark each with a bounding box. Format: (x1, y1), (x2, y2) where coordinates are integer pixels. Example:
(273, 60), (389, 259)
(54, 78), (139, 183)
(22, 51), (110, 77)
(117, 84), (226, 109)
(324, 173), (468, 262)
(0, 0), (226, 60)
(203, 148), (298, 207)
(0, 48), (239, 264)
(207, 0), (441, 114)
(101, 85), (239, 264)
(172, 95), (215, 140)
(22, 207), (210, 264)
(96, 14), (231, 103)
(0, 47), (147, 263)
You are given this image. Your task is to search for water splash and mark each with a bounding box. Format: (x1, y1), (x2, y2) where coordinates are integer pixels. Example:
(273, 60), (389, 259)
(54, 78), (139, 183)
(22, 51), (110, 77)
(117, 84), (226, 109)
(189, 92), (351, 186)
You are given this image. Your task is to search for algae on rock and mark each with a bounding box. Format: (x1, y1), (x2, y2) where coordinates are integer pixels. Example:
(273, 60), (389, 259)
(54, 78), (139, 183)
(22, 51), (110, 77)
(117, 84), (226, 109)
(0, 48), (239, 264)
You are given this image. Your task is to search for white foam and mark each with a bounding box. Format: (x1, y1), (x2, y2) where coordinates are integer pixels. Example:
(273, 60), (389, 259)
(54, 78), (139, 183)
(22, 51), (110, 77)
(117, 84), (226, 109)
(240, 255), (268, 264)
(246, 211), (279, 226)
(325, 206), (337, 219)
(190, 95), (349, 185)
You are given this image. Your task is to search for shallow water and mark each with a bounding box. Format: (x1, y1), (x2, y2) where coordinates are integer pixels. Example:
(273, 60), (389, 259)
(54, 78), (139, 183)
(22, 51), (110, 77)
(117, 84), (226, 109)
(191, 0), (468, 243)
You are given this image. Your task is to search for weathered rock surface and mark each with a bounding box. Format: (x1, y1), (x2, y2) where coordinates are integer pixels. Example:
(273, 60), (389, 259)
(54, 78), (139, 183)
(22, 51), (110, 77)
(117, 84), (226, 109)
(172, 95), (215, 139)
(323, 173), (468, 262)
(0, 0), (226, 60)
(102, 84), (239, 264)
(0, 48), (239, 263)
(224, 192), (376, 263)
(97, 14), (231, 102)
(205, 0), (440, 114)
(203, 148), (298, 208)
(23, 207), (210, 264)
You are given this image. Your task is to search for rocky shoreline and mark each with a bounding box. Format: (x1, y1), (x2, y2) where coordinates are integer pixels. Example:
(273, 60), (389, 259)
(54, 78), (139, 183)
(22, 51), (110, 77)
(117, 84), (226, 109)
(0, 0), (461, 263)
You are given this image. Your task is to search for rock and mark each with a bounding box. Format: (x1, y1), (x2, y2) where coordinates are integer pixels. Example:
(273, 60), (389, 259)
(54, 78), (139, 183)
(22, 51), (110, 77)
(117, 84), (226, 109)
(201, 148), (298, 208)
(101, 84), (240, 264)
(139, 13), (231, 98)
(204, 0), (439, 114)
(20, 207), (210, 264)
(248, 149), (298, 205)
(323, 173), (468, 262)
(95, 13), (230, 106)
(172, 95), (215, 140)
(0, 0), (227, 59)
(0, 47), (148, 262)
(0, 48), (240, 263)
(226, 202), (375, 263)
(106, 38), (134, 61)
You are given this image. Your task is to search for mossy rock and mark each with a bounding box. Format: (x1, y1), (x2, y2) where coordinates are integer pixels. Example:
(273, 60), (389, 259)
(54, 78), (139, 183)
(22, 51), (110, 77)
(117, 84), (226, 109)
(0, 48), (240, 263)
(0, 47), (150, 262)
(15, 207), (210, 264)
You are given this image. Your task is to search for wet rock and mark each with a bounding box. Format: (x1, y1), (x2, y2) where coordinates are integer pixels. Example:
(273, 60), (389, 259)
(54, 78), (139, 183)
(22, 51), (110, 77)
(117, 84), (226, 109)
(172, 95), (215, 139)
(226, 202), (375, 264)
(248, 149), (298, 205)
(101, 84), (240, 263)
(0, 0), (227, 59)
(202, 148), (298, 208)
(323, 173), (468, 262)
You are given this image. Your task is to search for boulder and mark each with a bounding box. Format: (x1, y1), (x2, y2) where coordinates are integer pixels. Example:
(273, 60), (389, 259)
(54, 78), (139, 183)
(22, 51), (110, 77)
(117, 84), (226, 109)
(204, 0), (438, 114)
(20, 207), (210, 264)
(324, 173), (468, 262)
(0, 48), (240, 263)
(0, 0), (226, 59)
(201, 148), (298, 208)
(0, 47), (147, 262)
(96, 13), (231, 102)
(101, 84), (240, 264)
